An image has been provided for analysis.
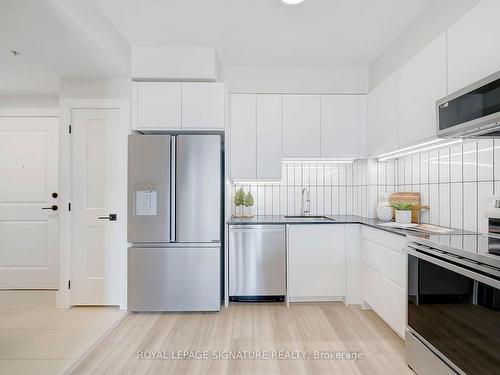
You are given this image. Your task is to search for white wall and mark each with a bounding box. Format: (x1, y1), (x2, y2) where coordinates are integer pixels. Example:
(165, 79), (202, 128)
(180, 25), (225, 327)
(369, 0), (480, 89)
(221, 65), (368, 94)
(0, 95), (59, 108)
(131, 46), (219, 81)
(59, 78), (131, 99)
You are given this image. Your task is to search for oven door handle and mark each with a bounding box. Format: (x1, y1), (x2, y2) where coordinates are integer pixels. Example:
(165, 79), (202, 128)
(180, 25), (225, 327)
(407, 248), (500, 289)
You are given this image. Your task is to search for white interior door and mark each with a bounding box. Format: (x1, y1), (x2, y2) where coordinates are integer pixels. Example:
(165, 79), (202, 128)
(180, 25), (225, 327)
(71, 108), (126, 305)
(0, 117), (59, 289)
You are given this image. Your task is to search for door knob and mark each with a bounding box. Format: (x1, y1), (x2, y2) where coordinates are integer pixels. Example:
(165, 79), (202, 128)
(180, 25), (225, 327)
(98, 214), (117, 221)
(42, 205), (58, 211)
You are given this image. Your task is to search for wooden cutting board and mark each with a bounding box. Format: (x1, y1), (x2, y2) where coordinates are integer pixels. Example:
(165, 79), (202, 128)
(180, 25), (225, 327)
(389, 192), (429, 223)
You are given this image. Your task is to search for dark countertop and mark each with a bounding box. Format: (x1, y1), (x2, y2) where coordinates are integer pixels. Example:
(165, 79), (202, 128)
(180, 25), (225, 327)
(227, 215), (409, 236)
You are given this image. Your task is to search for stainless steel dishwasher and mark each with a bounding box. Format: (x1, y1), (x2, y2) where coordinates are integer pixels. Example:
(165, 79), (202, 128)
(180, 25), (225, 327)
(229, 225), (286, 302)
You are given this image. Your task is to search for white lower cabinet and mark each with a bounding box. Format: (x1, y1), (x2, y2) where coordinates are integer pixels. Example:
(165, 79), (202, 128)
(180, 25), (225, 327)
(288, 224), (345, 301)
(361, 226), (406, 338)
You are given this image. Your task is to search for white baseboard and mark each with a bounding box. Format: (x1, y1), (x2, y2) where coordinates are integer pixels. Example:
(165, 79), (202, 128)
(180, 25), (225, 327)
(288, 296), (344, 303)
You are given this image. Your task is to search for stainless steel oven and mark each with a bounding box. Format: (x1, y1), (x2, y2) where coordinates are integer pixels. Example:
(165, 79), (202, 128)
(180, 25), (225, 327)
(406, 240), (500, 375)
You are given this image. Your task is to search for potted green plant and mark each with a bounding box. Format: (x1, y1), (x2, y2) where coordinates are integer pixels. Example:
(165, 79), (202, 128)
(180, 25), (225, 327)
(244, 191), (254, 218)
(389, 201), (414, 224)
(234, 188), (245, 217)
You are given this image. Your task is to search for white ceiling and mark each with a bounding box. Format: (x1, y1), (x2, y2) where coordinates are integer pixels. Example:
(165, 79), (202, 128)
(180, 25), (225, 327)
(95, 0), (432, 66)
(0, 0), (129, 95)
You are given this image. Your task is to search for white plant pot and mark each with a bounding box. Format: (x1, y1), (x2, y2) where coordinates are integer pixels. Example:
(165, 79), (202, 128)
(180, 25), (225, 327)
(395, 210), (412, 224)
(376, 202), (393, 221)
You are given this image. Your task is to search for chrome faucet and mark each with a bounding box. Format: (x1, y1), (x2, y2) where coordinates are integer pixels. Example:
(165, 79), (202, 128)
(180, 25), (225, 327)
(301, 188), (310, 216)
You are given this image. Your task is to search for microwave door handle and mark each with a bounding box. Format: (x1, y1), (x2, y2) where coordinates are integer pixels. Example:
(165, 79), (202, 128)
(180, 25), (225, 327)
(407, 248), (500, 290)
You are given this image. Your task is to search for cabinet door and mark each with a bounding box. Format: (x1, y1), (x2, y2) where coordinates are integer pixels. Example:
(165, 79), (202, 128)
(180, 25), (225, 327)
(230, 94), (256, 180)
(320, 95), (360, 158)
(283, 95), (321, 158)
(398, 34), (447, 147)
(362, 264), (405, 338)
(288, 225), (345, 300)
(447, 0), (500, 93)
(257, 95), (282, 180)
(134, 82), (182, 129)
(367, 73), (398, 156)
(181, 82), (225, 129)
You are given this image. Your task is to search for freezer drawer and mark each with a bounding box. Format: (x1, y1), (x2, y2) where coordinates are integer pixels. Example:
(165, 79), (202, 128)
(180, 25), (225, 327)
(128, 246), (221, 311)
(229, 225), (286, 297)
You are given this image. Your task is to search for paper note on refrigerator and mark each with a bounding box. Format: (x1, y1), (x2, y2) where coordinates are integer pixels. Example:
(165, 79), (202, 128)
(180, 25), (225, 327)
(135, 191), (157, 216)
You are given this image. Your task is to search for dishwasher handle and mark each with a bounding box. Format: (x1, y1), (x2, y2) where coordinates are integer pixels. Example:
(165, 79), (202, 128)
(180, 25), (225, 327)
(229, 225), (285, 232)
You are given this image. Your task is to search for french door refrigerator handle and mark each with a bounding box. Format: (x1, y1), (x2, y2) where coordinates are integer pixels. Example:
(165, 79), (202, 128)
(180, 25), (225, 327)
(170, 136), (176, 242)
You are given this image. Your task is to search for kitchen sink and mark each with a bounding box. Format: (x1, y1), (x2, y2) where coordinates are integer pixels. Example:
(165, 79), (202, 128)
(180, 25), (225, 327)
(284, 216), (335, 222)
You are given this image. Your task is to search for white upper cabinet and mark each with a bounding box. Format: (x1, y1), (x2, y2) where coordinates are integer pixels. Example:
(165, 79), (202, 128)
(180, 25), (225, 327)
(133, 82), (225, 130)
(230, 94), (256, 180)
(256, 95), (282, 180)
(283, 95), (321, 158)
(367, 72), (398, 157)
(320, 95), (361, 158)
(397, 34), (447, 147)
(133, 82), (182, 130)
(181, 82), (225, 129)
(230, 94), (282, 181)
(447, 0), (500, 93)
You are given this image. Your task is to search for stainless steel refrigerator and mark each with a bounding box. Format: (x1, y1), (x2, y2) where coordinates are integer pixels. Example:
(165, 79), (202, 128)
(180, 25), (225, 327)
(127, 134), (222, 311)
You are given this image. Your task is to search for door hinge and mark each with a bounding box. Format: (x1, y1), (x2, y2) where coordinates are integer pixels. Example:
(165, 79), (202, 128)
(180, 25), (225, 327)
(68, 202), (71, 211)
(68, 124), (72, 134)
(68, 280), (71, 289)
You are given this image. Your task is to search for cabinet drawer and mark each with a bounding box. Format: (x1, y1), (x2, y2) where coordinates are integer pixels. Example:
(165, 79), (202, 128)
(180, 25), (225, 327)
(362, 226), (406, 252)
(362, 264), (405, 338)
(362, 239), (405, 288)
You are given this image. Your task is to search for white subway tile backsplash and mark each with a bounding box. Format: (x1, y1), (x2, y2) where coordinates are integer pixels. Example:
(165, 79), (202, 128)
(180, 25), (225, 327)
(324, 164), (332, 186)
(438, 184), (450, 227)
(339, 187), (347, 215)
(420, 152), (429, 184)
(439, 148), (450, 183)
(377, 162), (386, 187)
(429, 150), (439, 183)
(429, 184), (439, 225)
(494, 140), (500, 182)
(316, 164), (324, 186)
(463, 182), (477, 232)
(412, 155), (420, 185)
(450, 183), (462, 230)
(450, 145), (463, 183)
(387, 160), (396, 185)
(367, 159), (378, 185)
(233, 139), (499, 232)
(404, 156), (412, 185)
(477, 140), (493, 181)
(478, 181), (493, 233)
(463, 141), (477, 182)
(339, 164), (347, 185)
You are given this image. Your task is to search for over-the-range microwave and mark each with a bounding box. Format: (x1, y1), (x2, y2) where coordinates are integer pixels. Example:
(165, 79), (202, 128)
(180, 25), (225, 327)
(437, 70), (500, 138)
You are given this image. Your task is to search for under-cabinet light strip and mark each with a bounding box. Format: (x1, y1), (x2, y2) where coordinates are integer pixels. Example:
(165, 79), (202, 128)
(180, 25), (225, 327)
(231, 180), (281, 185)
(282, 158), (354, 164)
(377, 139), (464, 161)
(376, 138), (444, 159)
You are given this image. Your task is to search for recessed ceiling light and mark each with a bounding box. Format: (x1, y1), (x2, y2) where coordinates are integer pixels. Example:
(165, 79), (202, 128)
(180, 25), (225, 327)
(281, 0), (306, 5)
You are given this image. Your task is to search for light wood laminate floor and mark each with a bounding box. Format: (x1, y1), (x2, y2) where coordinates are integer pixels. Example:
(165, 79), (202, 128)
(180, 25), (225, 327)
(73, 302), (413, 375)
